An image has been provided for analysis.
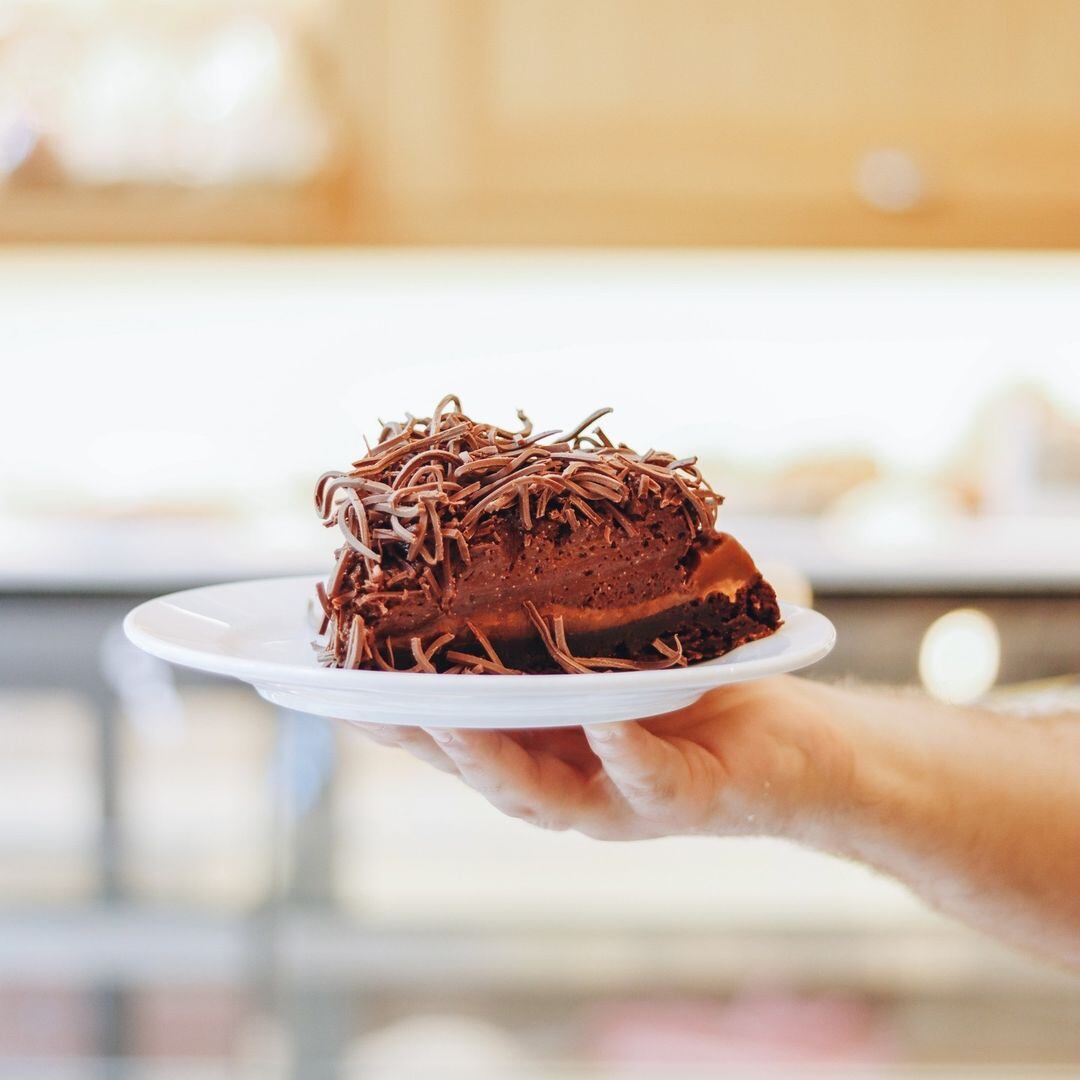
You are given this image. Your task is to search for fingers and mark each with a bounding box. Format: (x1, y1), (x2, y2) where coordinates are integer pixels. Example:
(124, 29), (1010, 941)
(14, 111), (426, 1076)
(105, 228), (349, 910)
(510, 728), (601, 773)
(350, 722), (459, 775)
(351, 719), (708, 839)
(583, 721), (696, 821)
(424, 727), (615, 833)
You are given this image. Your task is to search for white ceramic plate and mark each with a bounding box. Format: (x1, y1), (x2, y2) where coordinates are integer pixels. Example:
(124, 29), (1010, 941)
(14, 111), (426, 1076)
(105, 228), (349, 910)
(124, 576), (835, 728)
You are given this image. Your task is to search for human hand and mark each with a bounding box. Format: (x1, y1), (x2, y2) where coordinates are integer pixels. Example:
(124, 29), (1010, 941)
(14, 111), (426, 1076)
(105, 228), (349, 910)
(358, 674), (1080, 967)
(352, 675), (852, 841)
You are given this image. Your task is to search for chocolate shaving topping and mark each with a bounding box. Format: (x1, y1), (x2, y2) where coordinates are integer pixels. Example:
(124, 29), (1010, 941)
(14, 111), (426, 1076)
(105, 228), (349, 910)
(314, 398), (721, 674)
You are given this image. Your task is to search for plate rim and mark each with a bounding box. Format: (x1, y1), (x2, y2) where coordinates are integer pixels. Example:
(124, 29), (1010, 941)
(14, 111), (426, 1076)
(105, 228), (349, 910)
(123, 574), (836, 690)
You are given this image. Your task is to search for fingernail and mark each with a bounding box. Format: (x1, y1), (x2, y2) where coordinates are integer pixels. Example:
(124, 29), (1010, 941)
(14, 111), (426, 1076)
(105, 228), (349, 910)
(585, 723), (619, 741)
(428, 729), (455, 745)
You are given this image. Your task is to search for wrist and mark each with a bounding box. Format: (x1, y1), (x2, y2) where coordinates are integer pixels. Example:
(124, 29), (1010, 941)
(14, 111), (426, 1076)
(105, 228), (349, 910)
(786, 682), (966, 860)
(703, 676), (863, 842)
(768, 677), (867, 843)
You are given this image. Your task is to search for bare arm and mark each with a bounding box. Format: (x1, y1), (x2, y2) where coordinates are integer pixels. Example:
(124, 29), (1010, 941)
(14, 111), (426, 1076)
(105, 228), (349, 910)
(354, 676), (1080, 968)
(807, 683), (1080, 965)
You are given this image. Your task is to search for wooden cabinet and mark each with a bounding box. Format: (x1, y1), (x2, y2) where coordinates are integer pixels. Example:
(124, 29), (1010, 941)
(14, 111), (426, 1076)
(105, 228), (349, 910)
(4, 1), (1080, 245)
(337, 0), (1080, 245)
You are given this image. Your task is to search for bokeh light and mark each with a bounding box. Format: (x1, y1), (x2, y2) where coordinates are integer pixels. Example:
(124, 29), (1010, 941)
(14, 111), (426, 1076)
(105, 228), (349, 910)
(918, 607), (1001, 704)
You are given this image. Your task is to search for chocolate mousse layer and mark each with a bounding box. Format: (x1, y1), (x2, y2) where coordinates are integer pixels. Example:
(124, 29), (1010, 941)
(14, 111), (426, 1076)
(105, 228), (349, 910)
(313, 397), (780, 674)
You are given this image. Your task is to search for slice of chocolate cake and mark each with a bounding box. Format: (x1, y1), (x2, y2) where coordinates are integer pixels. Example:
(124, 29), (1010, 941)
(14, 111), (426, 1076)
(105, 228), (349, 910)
(313, 396), (780, 674)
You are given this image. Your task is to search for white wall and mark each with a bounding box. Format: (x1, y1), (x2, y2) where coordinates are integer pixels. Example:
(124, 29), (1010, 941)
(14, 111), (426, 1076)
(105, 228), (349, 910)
(4, 247), (1079, 516)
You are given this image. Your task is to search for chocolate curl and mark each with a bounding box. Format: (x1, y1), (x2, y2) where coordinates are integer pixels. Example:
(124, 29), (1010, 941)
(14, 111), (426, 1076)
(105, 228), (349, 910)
(315, 581), (331, 635)
(443, 527), (471, 565)
(344, 615), (370, 669)
(551, 614), (575, 657)
(390, 516), (415, 545)
(336, 502), (380, 562)
(431, 394), (462, 432)
(438, 542), (454, 597)
(456, 455), (514, 477)
(523, 601), (591, 674)
(372, 640), (399, 671)
(513, 427), (563, 449)
(368, 499), (421, 519)
(410, 632), (455, 673)
(394, 449), (461, 489)
(343, 489), (375, 551)
(327, 549), (351, 599)
(492, 445), (550, 481)
(442, 621), (524, 674)
(518, 486), (533, 530)
(524, 603), (689, 673)
(573, 470), (629, 501)
(651, 636), (687, 665)
(426, 631), (455, 659)
(317, 476), (393, 521)
(607, 504), (638, 536)
(355, 594), (388, 619)
(314, 471), (344, 513)
(464, 620), (514, 668)
(567, 495), (603, 526)
(351, 422), (472, 476)
(449, 480), (483, 505)
(421, 499), (445, 566)
(445, 652), (523, 675)
(534, 483), (554, 521)
(421, 565), (442, 599)
(557, 406), (614, 444)
(407, 504), (430, 561)
(458, 462), (554, 533)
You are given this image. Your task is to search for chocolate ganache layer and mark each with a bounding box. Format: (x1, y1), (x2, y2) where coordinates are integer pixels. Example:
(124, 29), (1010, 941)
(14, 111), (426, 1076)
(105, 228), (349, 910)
(312, 396), (780, 674)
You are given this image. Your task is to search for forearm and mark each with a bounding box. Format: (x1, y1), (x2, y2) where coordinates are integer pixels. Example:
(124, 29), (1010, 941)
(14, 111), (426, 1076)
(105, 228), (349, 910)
(789, 681), (1080, 967)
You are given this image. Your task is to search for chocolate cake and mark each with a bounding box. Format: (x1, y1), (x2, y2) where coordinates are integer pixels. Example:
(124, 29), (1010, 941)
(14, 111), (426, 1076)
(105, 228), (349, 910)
(312, 396), (780, 674)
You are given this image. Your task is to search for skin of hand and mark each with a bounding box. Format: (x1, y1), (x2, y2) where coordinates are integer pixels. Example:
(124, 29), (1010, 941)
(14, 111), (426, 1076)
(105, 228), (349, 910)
(358, 675), (850, 841)
(353, 675), (1080, 968)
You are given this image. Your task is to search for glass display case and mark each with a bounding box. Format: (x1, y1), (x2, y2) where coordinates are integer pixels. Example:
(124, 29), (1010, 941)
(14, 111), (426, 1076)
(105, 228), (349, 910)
(2, 249), (1079, 1078)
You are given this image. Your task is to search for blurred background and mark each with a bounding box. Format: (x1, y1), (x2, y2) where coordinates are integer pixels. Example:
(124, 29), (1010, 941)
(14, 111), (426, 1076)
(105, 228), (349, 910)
(3, 2), (1080, 1077)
